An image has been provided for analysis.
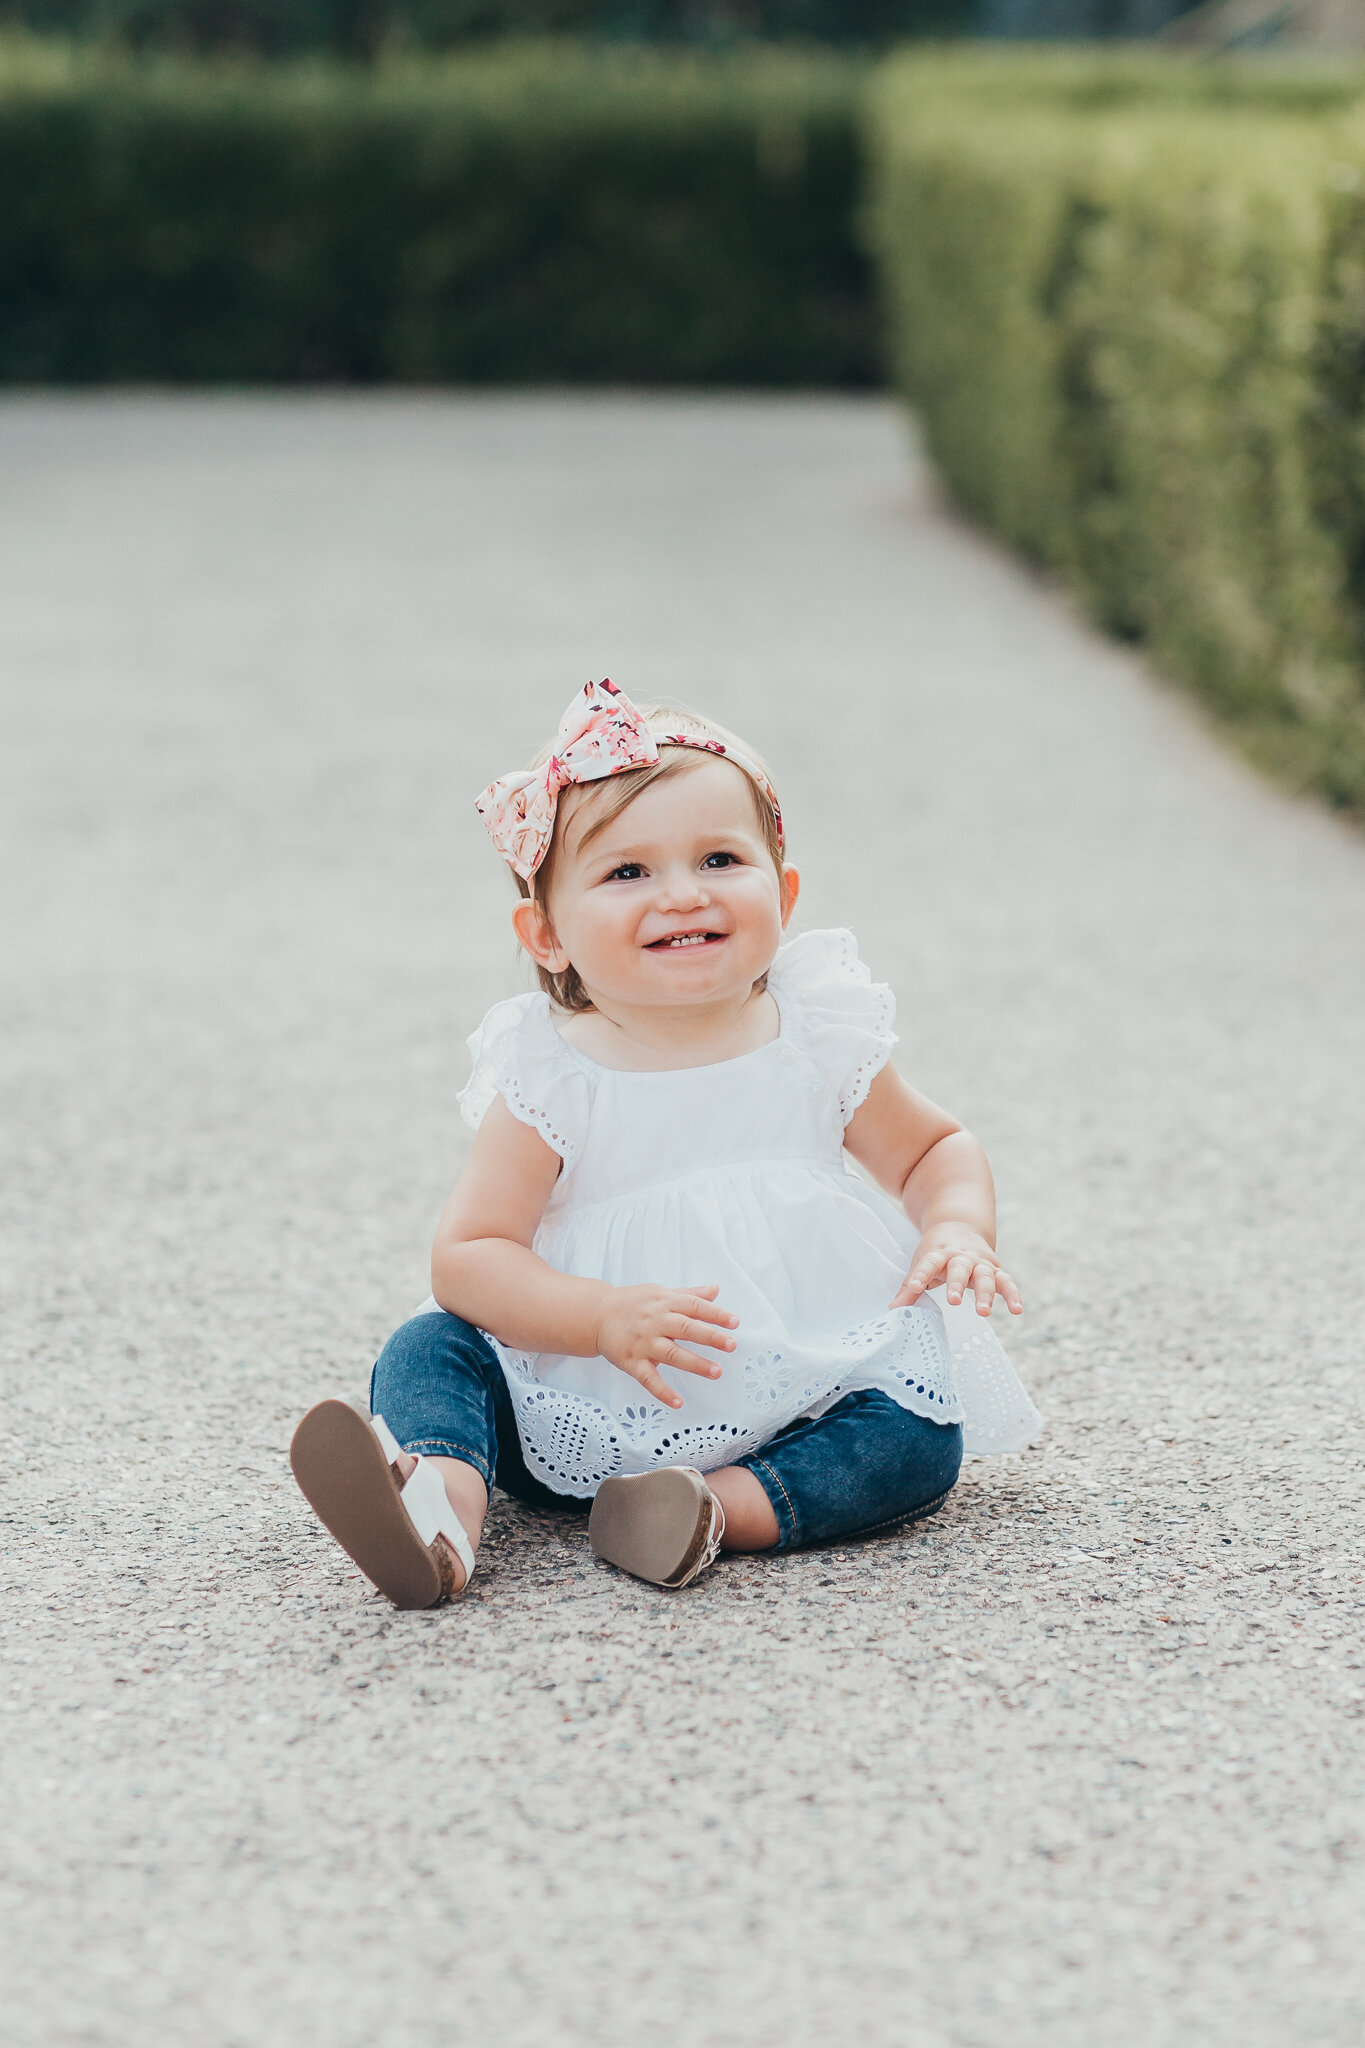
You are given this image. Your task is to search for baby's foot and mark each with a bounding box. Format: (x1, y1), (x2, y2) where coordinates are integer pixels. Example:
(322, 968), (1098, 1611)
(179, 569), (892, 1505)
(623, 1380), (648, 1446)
(392, 1449), (468, 1599)
(589, 1468), (725, 1588)
(290, 1402), (473, 1608)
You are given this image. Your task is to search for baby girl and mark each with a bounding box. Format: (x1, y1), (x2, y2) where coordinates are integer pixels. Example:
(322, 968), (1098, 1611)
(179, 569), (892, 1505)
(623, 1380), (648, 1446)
(291, 679), (1041, 1603)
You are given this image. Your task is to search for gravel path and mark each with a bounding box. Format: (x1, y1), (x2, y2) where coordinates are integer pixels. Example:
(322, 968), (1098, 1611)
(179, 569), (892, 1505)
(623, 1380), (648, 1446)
(3, 394), (1364, 2048)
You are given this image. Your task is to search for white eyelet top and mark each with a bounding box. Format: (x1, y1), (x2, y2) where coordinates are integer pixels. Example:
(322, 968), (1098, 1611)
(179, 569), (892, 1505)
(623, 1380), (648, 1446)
(432, 928), (1042, 1498)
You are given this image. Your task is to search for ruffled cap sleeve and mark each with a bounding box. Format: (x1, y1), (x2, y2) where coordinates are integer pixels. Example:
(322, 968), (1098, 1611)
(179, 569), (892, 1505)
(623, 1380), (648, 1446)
(457, 993), (591, 1170)
(768, 928), (897, 1125)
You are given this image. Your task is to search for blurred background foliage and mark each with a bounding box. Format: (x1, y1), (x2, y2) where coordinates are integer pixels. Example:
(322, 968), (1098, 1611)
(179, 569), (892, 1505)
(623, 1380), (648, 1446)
(0, 0), (1199, 56)
(0, 2), (977, 57)
(0, 41), (873, 383)
(0, 28), (1361, 803)
(865, 48), (1365, 808)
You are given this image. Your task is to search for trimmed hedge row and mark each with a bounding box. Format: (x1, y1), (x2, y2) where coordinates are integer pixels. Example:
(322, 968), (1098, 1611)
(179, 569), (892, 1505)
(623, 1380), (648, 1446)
(0, 37), (873, 382)
(0, 4), (976, 55)
(866, 51), (1365, 811)
(9, 38), (1365, 808)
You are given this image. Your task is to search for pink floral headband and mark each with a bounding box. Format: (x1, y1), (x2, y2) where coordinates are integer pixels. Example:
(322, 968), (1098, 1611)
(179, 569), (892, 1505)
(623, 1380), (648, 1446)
(474, 678), (783, 881)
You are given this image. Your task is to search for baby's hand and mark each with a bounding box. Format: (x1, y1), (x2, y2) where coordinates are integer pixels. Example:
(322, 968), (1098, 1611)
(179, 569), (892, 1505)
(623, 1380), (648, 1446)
(595, 1282), (739, 1411)
(892, 1225), (1023, 1319)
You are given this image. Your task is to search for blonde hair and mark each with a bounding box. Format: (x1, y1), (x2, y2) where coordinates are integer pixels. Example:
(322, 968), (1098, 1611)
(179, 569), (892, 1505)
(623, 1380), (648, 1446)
(514, 701), (784, 1014)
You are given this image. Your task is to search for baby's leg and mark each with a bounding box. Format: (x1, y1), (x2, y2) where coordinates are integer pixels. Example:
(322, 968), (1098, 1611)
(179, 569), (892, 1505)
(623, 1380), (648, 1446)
(291, 1311), (501, 1606)
(587, 1398), (959, 1587)
(725, 1391), (963, 1552)
(707, 1467), (781, 1552)
(367, 1311), (505, 1590)
(389, 1453), (488, 1565)
(368, 1312), (593, 1563)
(297, 1313), (592, 1605)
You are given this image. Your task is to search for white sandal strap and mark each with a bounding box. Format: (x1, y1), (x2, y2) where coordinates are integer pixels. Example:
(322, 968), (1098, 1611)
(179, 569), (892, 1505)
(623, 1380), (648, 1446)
(371, 1414), (477, 1587)
(371, 1413), (404, 1462)
(400, 1459), (477, 1586)
(672, 1476), (725, 1589)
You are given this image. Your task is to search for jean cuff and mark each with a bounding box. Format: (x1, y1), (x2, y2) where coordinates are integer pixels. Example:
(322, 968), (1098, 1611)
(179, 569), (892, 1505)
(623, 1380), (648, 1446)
(739, 1454), (801, 1550)
(390, 1435), (492, 1488)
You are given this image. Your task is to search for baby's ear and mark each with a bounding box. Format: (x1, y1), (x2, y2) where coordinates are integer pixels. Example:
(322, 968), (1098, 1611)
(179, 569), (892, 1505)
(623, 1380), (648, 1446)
(779, 864), (801, 929)
(511, 895), (569, 971)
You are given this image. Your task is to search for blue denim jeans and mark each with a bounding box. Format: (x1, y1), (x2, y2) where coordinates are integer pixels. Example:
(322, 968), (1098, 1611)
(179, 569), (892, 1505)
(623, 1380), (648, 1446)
(370, 1311), (963, 1552)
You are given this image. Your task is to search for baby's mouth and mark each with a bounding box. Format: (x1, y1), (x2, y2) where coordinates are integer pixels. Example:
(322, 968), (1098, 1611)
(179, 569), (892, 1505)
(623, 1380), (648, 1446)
(647, 929), (726, 950)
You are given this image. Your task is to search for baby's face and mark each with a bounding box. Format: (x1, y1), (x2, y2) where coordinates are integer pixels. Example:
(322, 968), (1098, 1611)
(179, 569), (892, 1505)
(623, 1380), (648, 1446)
(530, 754), (795, 1014)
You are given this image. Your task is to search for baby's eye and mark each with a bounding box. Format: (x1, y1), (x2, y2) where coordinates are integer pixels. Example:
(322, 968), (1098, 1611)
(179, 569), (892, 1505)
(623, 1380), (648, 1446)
(702, 851), (740, 869)
(606, 862), (646, 882)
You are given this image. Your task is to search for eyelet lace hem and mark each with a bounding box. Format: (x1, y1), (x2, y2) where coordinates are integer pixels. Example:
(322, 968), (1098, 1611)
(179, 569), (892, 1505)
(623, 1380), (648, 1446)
(491, 1301), (968, 1498)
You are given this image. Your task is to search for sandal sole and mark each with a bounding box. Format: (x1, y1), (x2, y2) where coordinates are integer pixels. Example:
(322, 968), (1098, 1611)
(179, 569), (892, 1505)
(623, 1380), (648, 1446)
(589, 1469), (712, 1587)
(290, 1399), (443, 1611)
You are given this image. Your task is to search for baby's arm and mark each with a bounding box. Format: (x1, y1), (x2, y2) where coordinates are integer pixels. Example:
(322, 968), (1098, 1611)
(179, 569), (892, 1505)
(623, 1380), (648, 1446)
(843, 1066), (1022, 1318)
(431, 1098), (737, 1411)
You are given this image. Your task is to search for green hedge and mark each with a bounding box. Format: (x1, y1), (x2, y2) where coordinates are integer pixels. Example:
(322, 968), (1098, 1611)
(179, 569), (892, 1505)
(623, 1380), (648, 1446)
(10, 37), (1365, 810)
(0, 4), (974, 57)
(0, 36), (872, 381)
(866, 50), (1365, 812)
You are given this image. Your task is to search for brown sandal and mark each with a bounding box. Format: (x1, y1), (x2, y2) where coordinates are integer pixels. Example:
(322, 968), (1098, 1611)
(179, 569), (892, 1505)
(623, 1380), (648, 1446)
(589, 1468), (725, 1588)
(290, 1401), (476, 1610)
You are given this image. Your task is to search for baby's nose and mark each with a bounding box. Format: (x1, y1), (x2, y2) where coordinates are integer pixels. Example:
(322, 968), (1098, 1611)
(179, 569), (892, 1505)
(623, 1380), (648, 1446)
(658, 867), (708, 907)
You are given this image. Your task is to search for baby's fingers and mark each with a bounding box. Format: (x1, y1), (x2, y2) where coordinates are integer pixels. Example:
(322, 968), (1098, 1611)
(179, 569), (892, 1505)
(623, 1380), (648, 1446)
(994, 1267), (1024, 1314)
(627, 1343), (720, 1409)
(631, 1361), (685, 1411)
(971, 1260), (997, 1316)
(660, 1339), (725, 1381)
(674, 1287), (739, 1333)
(891, 1250), (947, 1308)
(671, 1313), (736, 1355)
(944, 1252), (974, 1306)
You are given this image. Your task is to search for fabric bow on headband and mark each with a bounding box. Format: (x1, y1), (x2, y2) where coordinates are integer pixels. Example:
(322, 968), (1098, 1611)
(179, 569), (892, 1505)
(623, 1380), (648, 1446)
(475, 677), (782, 880)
